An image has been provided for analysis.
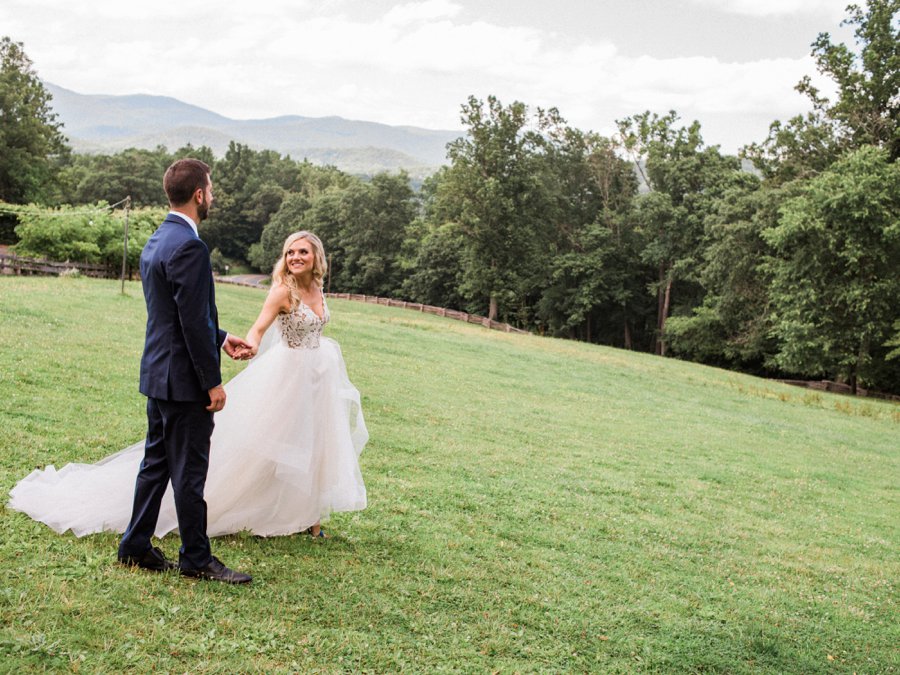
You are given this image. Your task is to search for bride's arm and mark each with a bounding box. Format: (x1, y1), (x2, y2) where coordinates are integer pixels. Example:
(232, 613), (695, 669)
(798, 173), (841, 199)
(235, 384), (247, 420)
(245, 284), (292, 354)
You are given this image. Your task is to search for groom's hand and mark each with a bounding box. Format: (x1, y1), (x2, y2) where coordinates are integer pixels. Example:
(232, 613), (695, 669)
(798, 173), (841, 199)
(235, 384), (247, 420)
(207, 385), (226, 412)
(223, 334), (253, 360)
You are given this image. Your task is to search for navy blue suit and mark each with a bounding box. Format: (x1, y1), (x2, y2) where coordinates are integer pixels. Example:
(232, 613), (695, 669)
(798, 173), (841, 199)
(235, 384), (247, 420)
(119, 213), (227, 569)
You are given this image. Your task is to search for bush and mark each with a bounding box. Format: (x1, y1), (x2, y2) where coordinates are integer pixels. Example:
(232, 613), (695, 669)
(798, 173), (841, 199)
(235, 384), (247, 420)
(13, 203), (166, 267)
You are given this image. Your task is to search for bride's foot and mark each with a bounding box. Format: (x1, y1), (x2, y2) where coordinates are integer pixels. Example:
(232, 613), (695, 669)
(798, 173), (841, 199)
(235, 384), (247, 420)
(304, 525), (327, 539)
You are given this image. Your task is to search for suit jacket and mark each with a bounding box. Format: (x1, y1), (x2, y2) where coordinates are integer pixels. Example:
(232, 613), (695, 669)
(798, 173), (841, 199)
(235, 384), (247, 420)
(138, 213), (226, 402)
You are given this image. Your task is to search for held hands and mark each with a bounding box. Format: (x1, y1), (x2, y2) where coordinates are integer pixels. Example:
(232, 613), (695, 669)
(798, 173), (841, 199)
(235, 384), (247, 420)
(223, 334), (254, 361)
(230, 334), (259, 359)
(209, 336), (255, 412)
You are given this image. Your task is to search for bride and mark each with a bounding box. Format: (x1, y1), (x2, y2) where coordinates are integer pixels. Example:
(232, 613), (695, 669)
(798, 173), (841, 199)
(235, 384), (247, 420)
(9, 231), (368, 539)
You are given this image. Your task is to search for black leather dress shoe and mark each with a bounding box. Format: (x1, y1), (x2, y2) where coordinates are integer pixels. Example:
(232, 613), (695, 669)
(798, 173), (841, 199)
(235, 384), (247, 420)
(179, 556), (252, 584)
(117, 546), (176, 572)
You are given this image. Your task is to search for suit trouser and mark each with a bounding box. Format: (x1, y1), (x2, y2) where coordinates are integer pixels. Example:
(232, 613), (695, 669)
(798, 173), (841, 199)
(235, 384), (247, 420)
(118, 397), (215, 569)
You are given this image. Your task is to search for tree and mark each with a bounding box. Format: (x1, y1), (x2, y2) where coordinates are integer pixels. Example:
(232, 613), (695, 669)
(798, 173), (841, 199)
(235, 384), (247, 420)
(248, 162), (352, 273)
(617, 111), (741, 355)
(742, 112), (842, 185)
(249, 192), (313, 273)
(58, 146), (174, 207)
(665, 172), (786, 369)
(534, 130), (645, 345)
(0, 37), (70, 240)
(331, 172), (417, 296)
(401, 169), (469, 309)
(201, 142), (303, 261)
(438, 96), (552, 322)
(416, 102), (649, 338)
(56, 144), (217, 209)
(744, 0), (900, 176)
(401, 220), (469, 309)
(800, 0), (900, 159)
(763, 146), (900, 392)
(886, 319), (900, 361)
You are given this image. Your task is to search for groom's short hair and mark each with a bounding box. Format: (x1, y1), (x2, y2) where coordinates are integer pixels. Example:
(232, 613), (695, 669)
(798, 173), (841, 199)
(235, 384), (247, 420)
(164, 159), (211, 206)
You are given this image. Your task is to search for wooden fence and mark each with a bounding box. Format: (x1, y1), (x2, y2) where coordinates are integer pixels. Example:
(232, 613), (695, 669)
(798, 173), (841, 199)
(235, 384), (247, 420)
(214, 276), (529, 336)
(778, 379), (900, 401)
(4, 261), (897, 396)
(328, 292), (530, 334)
(0, 257), (527, 336)
(0, 253), (111, 278)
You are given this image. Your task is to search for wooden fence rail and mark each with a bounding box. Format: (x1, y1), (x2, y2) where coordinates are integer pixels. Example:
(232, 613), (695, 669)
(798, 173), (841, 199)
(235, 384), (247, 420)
(324, 293), (530, 335)
(214, 277), (529, 336)
(0, 260), (529, 336)
(0, 254), (111, 278)
(4, 263), (896, 397)
(777, 379), (900, 401)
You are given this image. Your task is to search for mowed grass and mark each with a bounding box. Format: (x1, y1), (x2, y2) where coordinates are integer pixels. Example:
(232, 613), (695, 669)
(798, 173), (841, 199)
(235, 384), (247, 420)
(0, 276), (897, 673)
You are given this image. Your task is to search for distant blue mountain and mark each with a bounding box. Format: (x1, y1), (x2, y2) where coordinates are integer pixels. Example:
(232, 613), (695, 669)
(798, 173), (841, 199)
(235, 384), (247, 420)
(45, 83), (462, 176)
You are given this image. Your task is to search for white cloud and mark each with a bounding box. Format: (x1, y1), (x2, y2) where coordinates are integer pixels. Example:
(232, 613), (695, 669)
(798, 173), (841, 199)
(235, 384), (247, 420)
(612, 54), (818, 115)
(0, 0), (838, 152)
(687, 0), (847, 19)
(383, 0), (462, 26)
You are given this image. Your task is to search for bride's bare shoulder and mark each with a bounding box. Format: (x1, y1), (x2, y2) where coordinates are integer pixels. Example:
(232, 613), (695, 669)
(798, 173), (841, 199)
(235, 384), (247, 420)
(267, 283), (293, 310)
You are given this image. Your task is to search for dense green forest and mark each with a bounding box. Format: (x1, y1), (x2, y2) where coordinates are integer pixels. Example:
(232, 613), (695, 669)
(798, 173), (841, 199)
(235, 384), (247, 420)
(1, 2), (898, 394)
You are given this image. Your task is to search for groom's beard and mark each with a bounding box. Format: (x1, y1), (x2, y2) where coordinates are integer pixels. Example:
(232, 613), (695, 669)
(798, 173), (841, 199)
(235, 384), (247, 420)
(197, 193), (211, 221)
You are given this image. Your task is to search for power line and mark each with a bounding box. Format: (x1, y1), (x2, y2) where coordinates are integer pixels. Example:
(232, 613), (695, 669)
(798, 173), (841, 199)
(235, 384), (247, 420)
(0, 198), (132, 218)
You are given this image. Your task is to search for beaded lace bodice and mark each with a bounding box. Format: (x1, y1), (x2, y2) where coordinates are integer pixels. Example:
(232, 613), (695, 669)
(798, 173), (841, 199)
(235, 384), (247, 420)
(278, 299), (329, 349)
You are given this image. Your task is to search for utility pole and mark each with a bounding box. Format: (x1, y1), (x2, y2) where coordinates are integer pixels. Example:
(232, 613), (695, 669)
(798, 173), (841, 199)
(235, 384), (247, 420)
(120, 196), (131, 294)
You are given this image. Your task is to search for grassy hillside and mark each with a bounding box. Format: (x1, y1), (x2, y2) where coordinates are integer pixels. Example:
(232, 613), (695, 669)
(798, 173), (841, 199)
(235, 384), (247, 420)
(0, 277), (896, 673)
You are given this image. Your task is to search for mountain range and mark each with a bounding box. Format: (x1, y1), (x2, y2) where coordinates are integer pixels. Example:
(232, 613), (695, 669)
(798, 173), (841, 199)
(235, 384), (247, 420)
(44, 83), (462, 177)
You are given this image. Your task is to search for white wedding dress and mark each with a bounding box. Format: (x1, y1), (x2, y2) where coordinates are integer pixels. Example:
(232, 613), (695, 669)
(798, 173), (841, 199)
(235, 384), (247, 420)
(8, 298), (368, 538)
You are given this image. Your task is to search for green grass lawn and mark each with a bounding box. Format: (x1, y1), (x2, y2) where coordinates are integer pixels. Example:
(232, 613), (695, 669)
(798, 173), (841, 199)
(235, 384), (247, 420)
(1, 276), (897, 673)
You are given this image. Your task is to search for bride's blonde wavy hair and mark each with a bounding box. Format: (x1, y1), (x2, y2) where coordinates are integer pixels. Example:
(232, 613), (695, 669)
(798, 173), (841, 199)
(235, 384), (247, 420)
(271, 231), (328, 309)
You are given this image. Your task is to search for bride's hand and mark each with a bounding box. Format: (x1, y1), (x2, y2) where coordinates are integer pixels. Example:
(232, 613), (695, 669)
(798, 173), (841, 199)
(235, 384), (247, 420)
(224, 334), (253, 360)
(242, 339), (259, 358)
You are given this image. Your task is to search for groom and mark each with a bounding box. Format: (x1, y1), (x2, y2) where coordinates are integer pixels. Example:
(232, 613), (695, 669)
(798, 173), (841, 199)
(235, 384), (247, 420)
(117, 158), (252, 584)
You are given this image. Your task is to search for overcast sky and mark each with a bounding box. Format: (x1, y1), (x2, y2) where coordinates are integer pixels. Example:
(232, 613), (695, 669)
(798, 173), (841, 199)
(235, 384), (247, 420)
(1, 0), (855, 153)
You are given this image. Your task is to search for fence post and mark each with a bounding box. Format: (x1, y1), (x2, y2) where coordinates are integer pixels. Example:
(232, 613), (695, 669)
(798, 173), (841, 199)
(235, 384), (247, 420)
(120, 196), (131, 295)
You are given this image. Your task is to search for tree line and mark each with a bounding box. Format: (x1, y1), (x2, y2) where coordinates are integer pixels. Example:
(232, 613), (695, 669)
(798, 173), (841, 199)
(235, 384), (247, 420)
(1, 1), (898, 394)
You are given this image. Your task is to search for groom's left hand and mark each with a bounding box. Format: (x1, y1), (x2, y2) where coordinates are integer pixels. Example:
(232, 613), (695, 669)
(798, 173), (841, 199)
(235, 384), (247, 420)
(223, 334), (253, 360)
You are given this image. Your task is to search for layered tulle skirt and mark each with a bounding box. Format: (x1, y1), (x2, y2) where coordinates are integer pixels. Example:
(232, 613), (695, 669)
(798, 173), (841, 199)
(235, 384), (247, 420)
(8, 335), (367, 537)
